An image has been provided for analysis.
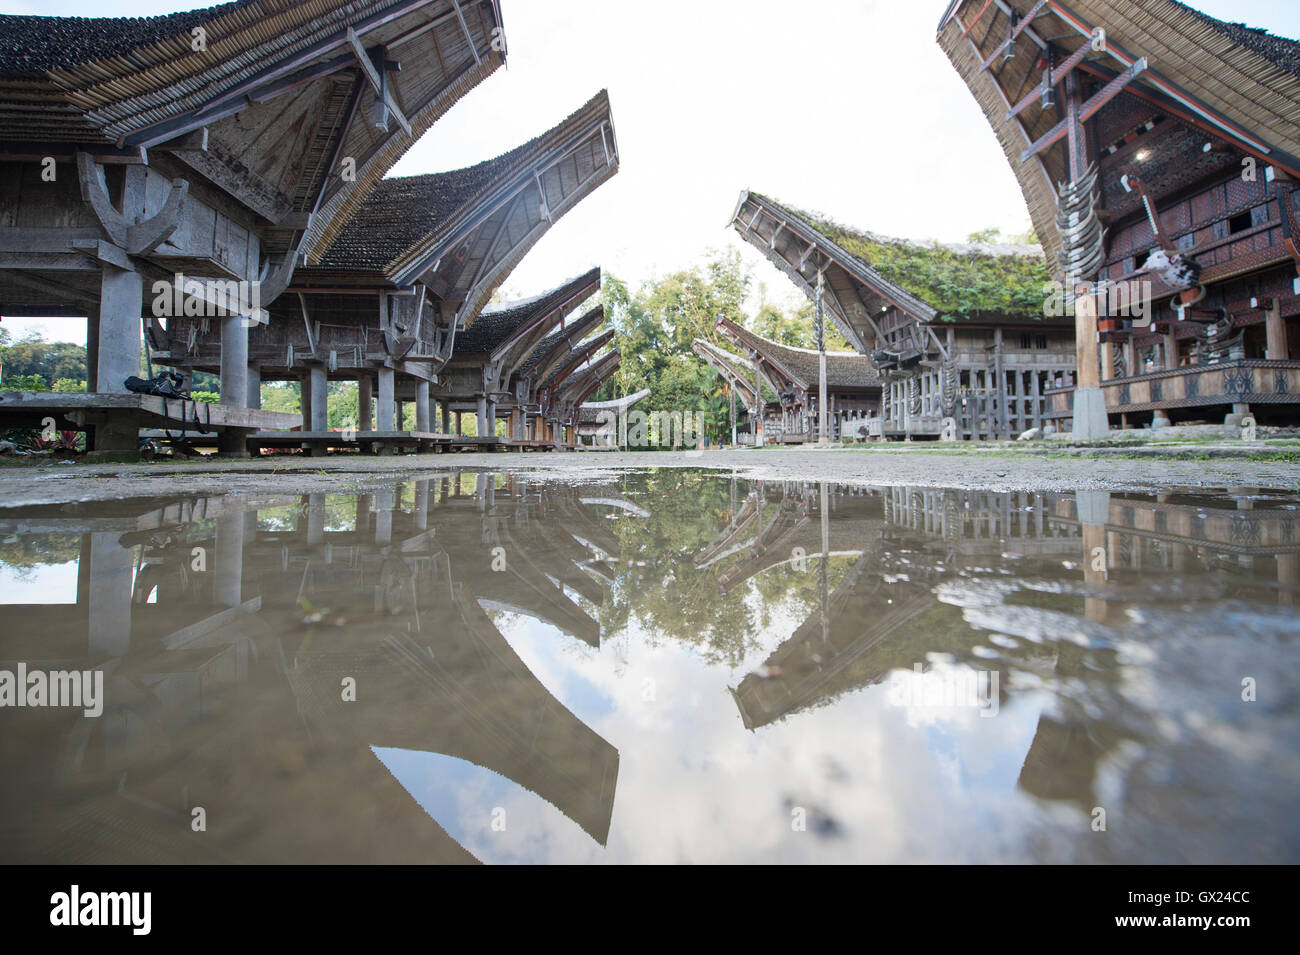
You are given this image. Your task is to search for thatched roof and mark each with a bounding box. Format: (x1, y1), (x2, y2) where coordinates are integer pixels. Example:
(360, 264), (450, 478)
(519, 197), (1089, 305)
(0, 1), (507, 268)
(716, 318), (880, 391)
(732, 191), (1052, 345)
(454, 268), (600, 356)
(0, 3), (252, 73)
(311, 90), (613, 283)
(517, 306), (607, 381)
(937, 0), (1300, 276)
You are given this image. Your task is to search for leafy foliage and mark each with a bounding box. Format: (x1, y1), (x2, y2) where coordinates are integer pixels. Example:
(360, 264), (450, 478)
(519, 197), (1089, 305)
(590, 251), (837, 443)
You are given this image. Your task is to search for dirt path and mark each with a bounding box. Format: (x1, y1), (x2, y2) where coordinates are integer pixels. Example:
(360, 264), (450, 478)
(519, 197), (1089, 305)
(2, 445), (1298, 507)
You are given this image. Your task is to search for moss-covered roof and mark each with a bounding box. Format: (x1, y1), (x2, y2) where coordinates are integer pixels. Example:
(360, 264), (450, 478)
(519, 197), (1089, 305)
(761, 195), (1053, 322)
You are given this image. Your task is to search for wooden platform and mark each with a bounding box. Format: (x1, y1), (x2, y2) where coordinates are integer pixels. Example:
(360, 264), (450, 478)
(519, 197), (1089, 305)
(248, 430), (452, 455)
(0, 391), (302, 459)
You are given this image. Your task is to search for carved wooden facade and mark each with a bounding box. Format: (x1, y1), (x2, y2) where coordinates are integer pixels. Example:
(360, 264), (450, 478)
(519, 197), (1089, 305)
(939, 0), (1300, 427)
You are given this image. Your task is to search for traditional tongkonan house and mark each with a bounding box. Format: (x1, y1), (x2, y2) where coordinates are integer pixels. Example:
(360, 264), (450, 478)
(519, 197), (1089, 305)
(730, 191), (1070, 439)
(938, 0), (1300, 432)
(711, 317), (880, 442)
(0, 0), (507, 457)
(157, 91), (618, 451)
(430, 267), (607, 444)
(691, 337), (768, 444)
(575, 388), (651, 447)
(544, 347), (623, 447)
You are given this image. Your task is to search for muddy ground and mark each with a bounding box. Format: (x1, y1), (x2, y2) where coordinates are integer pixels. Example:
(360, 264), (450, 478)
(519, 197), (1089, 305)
(1, 444), (1298, 507)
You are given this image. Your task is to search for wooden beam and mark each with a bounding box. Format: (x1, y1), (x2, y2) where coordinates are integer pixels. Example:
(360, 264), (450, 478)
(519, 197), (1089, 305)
(1021, 58), (1146, 161)
(1005, 39), (1093, 120)
(981, 0), (1048, 70)
(346, 29), (412, 135)
(450, 0), (483, 65)
(962, 0), (996, 36)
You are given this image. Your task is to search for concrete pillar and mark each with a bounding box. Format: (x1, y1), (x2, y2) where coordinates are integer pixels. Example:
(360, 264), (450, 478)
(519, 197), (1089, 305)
(88, 531), (133, 658)
(414, 480), (429, 531)
(220, 316), (249, 406)
(96, 266), (142, 395)
(439, 400), (450, 434)
(1266, 300), (1288, 360)
(305, 493), (325, 546)
(377, 367), (395, 434)
(374, 486), (393, 547)
(214, 513), (245, 609)
(299, 376), (312, 430)
(309, 364), (328, 432)
(247, 365), (261, 409)
(486, 398), (497, 438)
(455, 411), (463, 435)
(358, 376), (373, 431)
(476, 395), (488, 436)
(415, 380), (431, 433)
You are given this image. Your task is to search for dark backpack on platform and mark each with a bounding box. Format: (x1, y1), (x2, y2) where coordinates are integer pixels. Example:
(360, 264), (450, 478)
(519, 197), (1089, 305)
(124, 371), (190, 400)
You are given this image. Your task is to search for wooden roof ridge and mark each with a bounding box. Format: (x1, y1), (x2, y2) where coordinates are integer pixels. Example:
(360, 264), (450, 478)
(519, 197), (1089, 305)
(517, 305), (607, 380)
(715, 316), (880, 391)
(555, 348), (620, 404)
(315, 89), (611, 277)
(452, 267), (601, 357)
(735, 190), (940, 325)
(538, 328), (615, 393)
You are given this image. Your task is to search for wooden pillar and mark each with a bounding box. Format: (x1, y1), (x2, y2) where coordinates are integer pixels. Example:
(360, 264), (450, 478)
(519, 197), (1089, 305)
(1266, 299), (1288, 360)
(1164, 331), (1180, 370)
(415, 380), (431, 433)
(358, 376), (373, 431)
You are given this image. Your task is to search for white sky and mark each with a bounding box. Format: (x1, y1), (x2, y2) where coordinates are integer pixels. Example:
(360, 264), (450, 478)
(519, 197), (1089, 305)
(3, 0), (1298, 341)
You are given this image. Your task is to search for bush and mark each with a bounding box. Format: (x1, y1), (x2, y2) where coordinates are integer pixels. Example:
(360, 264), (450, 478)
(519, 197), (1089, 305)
(190, 391), (220, 404)
(1, 374), (48, 391)
(52, 378), (86, 393)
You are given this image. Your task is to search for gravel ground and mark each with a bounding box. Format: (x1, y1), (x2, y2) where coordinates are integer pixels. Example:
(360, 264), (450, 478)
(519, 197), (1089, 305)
(1, 445), (1298, 507)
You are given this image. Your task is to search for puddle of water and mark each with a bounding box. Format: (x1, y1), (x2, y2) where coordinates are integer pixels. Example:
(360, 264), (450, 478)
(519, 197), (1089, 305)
(0, 470), (1296, 863)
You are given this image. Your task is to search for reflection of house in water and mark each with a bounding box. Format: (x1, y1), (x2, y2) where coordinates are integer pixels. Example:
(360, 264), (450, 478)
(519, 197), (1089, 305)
(0, 475), (629, 862)
(713, 480), (1297, 812)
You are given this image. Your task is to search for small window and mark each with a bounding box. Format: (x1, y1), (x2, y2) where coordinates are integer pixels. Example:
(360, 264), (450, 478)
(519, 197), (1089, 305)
(1020, 333), (1032, 349)
(1035, 334), (1048, 349)
(1212, 219), (1230, 240)
(1228, 211), (1252, 234)
(1122, 256), (1135, 274)
(1178, 232), (1196, 251)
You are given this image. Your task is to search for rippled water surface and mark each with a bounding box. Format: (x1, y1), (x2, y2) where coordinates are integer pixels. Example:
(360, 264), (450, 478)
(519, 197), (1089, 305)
(1, 469), (1297, 863)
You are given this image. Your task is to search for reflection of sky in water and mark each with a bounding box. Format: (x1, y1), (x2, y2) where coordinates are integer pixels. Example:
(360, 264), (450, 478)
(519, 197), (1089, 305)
(377, 604), (1060, 863)
(0, 560), (78, 603)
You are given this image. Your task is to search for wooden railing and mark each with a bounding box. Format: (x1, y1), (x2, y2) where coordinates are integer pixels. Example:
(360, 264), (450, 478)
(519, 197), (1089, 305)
(1044, 359), (1300, 418)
